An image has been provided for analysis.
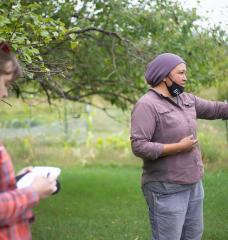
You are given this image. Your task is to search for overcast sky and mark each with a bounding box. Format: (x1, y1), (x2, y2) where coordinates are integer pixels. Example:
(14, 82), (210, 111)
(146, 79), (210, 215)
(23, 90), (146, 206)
(180, 0), (228, 30)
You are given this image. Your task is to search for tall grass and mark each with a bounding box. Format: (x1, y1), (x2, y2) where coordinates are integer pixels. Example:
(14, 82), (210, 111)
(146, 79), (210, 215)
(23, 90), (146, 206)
(2, 97), (228, 171)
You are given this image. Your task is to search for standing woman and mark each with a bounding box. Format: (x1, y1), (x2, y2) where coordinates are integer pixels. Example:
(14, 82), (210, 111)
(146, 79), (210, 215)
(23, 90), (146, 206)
(0, 42), (57, 240)
(131, 53), (228, 240)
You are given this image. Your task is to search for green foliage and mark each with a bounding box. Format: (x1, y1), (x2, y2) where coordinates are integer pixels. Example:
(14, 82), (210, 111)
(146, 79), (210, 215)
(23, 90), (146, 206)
(2, 97), (228, 170)
(0, 1), (67, 64)
(197, 119), (228, 167)
(1, 0), (228, 108)
(3, 118), (40, 128)
(8, 136), (34, 164)
(96, 135), (129, 151)
(217, 79), (228, 101)
(198, 132), (222, 163)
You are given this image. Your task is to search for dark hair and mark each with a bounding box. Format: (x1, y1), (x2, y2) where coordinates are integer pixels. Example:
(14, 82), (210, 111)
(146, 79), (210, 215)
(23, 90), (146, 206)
(0, 42), (23, 81)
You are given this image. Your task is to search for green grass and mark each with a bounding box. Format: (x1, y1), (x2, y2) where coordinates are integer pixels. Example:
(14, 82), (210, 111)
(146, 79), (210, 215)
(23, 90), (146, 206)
(32, 166), (228, 240)
(203, 171), (228, 239)
(32, 166), (149, 240)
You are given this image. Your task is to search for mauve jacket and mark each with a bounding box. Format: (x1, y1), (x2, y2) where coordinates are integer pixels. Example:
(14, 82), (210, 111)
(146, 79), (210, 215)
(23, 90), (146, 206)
(131, 89), (228, 185)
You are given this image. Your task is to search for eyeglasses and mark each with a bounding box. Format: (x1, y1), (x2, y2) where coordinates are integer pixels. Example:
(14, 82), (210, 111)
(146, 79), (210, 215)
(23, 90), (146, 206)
(0, 42), (11, 53)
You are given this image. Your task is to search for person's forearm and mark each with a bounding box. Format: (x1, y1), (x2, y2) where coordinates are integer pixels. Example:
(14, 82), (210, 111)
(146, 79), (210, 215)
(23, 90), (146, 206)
(0, 187), (39, 225)
(161, 143), (183, 156)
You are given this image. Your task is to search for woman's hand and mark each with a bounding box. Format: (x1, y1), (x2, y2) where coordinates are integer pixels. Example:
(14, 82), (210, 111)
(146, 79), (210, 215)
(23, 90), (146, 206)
(16, 166), (33, 177)
(178, 135), (198, 152)
(31, 175), (57, 199)
(161, 135), (198, 156)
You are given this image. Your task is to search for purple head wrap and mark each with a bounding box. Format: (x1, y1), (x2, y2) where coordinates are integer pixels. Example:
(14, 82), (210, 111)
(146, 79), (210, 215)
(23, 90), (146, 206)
(145, 53), (185, 87)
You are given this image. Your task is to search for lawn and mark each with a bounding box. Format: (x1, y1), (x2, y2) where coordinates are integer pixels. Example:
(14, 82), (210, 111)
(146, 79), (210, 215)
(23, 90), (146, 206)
(32, 166), (228, 240)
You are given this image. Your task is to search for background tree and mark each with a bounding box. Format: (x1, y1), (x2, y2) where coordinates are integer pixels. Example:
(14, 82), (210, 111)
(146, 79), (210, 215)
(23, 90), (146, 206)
(1, 0), (228, 109)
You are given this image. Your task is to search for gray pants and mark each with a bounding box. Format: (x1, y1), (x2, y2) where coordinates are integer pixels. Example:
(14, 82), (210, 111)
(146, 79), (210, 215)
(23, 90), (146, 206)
(142, 181), (204, 240)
